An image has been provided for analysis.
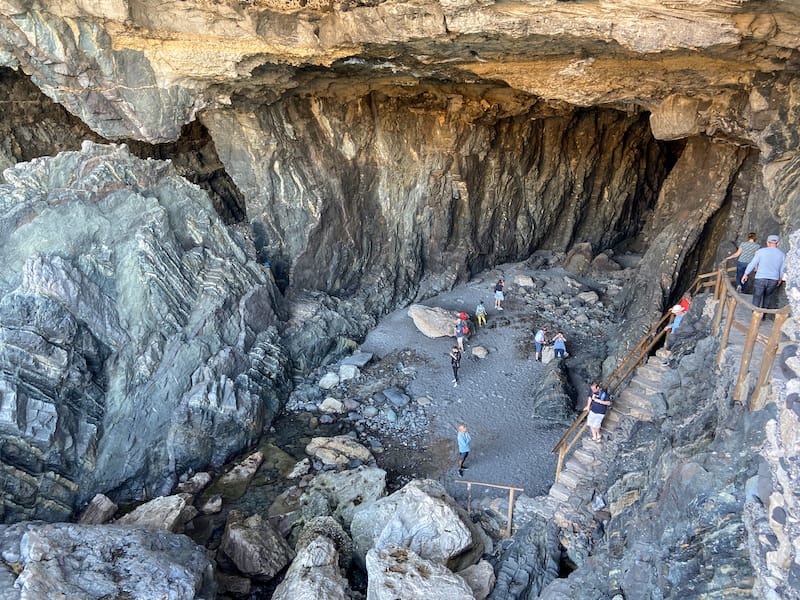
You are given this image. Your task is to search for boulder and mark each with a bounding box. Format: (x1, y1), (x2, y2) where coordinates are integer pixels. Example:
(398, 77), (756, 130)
(319, 397), (345, 414)
(177, 472), (212, 495)
(0, 522), (215, 599)
(383, 386), (411, 408)
(366, 545), (475, 600)
(272, 535), (351, 600)
(288, 458), (312, 479)
(577, 290), (600, 304)
(216, 451), (264, 499)
(407, 304), (459, 338)
(590, 252), (622, 272)
(458, 560), (496, 600)
(301, 466), (387, 528)
(472, 346), (489, 359)
(564, 242), (594, 275)
(513, 274), (535, 287)
(339, 364), (360, 381)
(296, 516), (354, 570)
(319, 372), (340, 390)
(220, 511), (295, 579)
(78, 494), (118, 525)
(305, 436), (374, 468)
(341, 351), (373, 367)
(115, 494), (193, 532)
(200, 494), (223, 515)
(350, 479), (483, 571)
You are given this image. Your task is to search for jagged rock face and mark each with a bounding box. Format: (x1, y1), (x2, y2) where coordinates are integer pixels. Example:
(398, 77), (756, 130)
(205, 95), (674, 305)
(0, 143), (291, 521)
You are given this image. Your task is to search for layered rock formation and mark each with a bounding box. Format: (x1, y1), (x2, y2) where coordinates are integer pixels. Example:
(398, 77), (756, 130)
(0, 143), (292, 520)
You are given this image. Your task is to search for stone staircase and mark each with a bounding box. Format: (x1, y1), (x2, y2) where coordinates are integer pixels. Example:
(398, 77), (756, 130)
(546, 356), (667, 512)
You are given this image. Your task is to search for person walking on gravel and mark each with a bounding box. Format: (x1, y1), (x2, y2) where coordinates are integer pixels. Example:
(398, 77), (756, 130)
(494, 279), (505, 310)
(449, 345), (462, 387)
(457, 423), (471, 477)
(534, 327), (547, 362)
(476, 301), (487, 327)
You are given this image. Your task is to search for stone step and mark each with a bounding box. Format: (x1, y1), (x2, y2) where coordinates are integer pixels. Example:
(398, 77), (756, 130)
(645, 355), (669, 369)
(558, 468), (583, 489)
(635, 363), (665, 382)
(629, 377), (660, 394)
(573, 447), (595, 466)
(564, 456), (591, 476)
(602, 409), (622, 429)
(549, 482), (572, 503)
(616, 389), (654, 411)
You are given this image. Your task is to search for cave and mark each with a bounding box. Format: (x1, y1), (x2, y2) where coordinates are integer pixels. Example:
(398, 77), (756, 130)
(1, 1), (800, 599)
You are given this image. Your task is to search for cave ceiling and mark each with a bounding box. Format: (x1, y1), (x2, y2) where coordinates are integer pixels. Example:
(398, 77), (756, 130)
(1, 0), (798, 147)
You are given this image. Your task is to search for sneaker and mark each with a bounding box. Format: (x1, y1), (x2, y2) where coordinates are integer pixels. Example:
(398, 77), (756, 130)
(497, 307), (503, 311)
(453, 381), (458, 387)
(452, 379), (457, 383)
(736, 285), (742, 292)
(458, 469), (464, 477)
(461, 466), (469, 471)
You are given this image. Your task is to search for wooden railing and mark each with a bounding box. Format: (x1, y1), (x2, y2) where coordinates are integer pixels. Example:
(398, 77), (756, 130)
(713, 262), (790, 410)
(453, 480), (524, 536)
(551, 266), (749, 483)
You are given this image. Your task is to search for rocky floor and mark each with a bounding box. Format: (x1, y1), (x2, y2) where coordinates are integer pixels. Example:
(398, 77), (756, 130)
(282, 251), (636, 504)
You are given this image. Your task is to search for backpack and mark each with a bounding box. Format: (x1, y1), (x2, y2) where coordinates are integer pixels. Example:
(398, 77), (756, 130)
(462, 324), (469, 335)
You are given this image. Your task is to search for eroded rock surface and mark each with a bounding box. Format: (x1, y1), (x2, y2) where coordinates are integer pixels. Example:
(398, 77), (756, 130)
(0, 143), (291, 521)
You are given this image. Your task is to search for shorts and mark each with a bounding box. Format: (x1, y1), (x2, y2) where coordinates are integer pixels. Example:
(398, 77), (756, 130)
(587, 411), (605, 429)
(494, 290), (504, 301)
(535, 342), (543, 353)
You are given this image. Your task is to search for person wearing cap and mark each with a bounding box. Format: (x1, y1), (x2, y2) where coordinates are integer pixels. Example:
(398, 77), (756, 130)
(725, 232), (760, 292)
(741, 234), (786, 309)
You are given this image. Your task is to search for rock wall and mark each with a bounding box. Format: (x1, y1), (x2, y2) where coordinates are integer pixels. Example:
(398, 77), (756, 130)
(205, 93), (676, 306)
(0, 142), (292, 521)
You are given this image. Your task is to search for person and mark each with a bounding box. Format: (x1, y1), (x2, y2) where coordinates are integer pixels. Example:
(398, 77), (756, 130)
(475, 301), (487, 327)
(494, 279), (505, 310)
(457, 423), (471, 477)
(741, 234), (786, 309)
(534, 327), (547, 362)
(449, 345), (462, 387)
(725, 232), (759, 292)
(454, 319), (466, 352)
(552, 332), (567, 358)
(584, 383), (611, 442)
(661, 293), (691, 364)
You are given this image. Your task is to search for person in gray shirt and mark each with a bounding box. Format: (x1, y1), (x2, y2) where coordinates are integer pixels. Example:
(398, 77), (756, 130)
(742, 234), (786, 309)
(726, 232), (760, 292)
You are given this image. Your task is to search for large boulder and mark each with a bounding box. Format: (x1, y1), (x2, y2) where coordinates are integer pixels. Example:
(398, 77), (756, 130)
(301, 466), (387, 528)
(0, 143), (291, 521)
(0, 522), (215, 599)
(219, 511), (295, 579)
(115, 494), (194, 532)
(272, 535), (351, 600)
(305, 435), (374, 468)
(407, 304), (459, 338)
(366, 545), (475, 600)
(350, 479), (484, 572)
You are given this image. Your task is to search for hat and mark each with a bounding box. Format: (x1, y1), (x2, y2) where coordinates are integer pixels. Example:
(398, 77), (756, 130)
(671, 304), (686, 315)
(767, 234), (779, 243)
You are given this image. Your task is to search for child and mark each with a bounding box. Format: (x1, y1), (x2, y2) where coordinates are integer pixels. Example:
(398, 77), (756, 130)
(476, 301), (487, 327)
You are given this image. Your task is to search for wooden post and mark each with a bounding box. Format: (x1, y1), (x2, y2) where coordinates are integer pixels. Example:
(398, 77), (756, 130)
(507, 488), (516, 537)
(713, 268), (724, 302)
(734, 310), (762, 403)
(712, 284), (728, 335)
(751, 311), (789, 411)
(555, 449), (564, 483)
(717, 296), (737, 366)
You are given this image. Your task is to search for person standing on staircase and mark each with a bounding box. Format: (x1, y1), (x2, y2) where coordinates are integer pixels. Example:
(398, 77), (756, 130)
(584, 383), (612, 442)
(725, 232), (760, 293)
(741, 234), (786, 309)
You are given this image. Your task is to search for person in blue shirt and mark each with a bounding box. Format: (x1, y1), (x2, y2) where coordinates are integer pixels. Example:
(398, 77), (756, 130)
(457, 423), (471, 477)
(552, 332), (567, 358)
(584, 383), (612, 442)
(741, 234), (786, 309)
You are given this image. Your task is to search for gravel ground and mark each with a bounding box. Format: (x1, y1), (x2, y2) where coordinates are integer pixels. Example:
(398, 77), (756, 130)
(359, 264), (608, 504)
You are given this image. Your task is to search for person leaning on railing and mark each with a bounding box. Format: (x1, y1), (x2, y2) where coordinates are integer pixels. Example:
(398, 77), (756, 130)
(725, 232), (760, 292)
(741, 234), (786, 309)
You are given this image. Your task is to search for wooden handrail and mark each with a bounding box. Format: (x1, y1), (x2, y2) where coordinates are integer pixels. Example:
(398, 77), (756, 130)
(551, 266), (738, 483)
(453, 480), (524, 536)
